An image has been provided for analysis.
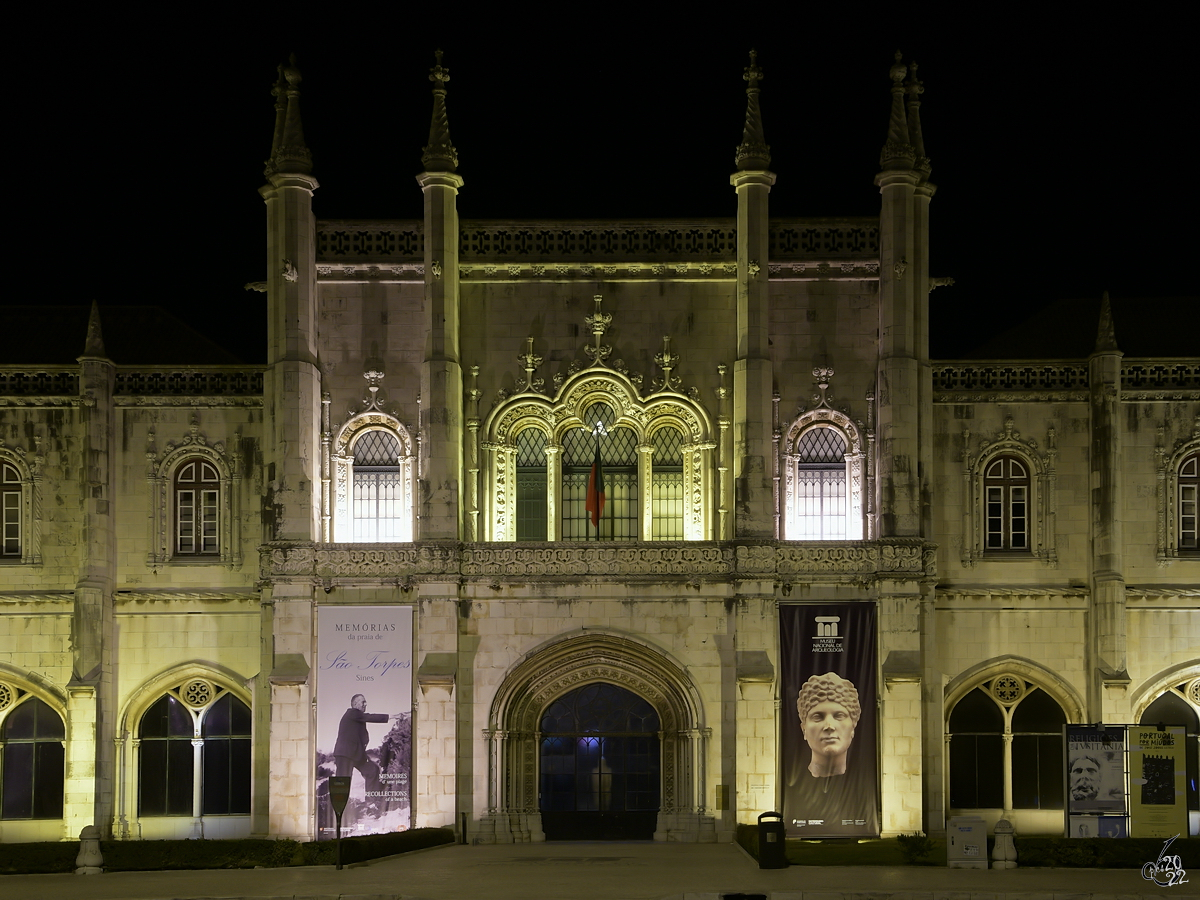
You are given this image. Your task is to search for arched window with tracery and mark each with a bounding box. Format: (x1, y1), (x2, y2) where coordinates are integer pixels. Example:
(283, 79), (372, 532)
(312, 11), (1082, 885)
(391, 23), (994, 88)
(1, 462), (21, 558)
(651, 427), (684, 540)
(331, 415), (414, 543)
(174, 459), (220, 556)
(793, 427), (848, 540)
(515, 428), (549, 541)
(1180, 452), (1198, 552)
(351, 430), (405, 542)
(948, 675), (1066, 812)
(783, 413), (864, 541)
(0, 689), (65, 820)
(483, 373), (714, 542)
(984, 455), (1030, 553)
(138, 681), (251, 819)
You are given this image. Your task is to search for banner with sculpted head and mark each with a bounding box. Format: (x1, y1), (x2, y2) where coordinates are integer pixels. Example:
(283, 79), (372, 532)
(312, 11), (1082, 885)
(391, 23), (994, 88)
(315, 606), (412, 839)
(780, 603), (879, 838)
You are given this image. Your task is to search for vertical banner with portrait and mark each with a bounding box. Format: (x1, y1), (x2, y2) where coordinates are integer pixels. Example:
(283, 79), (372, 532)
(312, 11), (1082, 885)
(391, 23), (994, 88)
(315, 606), (413, 839)
(780, 603), (878, 838)
(1129, 725), (1187, 838)
(1066, 725), (1126, 838)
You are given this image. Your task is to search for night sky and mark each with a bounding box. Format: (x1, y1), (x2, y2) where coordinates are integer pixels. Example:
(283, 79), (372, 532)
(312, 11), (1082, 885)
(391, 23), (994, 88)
(11, 10), (1194, 364)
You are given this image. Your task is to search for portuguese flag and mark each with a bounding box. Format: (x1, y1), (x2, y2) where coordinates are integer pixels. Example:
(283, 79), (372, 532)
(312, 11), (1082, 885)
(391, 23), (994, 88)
(585, 443), (606, 531)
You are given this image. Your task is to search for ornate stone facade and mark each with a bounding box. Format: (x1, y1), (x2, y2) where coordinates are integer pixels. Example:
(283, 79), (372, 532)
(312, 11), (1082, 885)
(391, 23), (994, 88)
(0, 54), (1196, 849)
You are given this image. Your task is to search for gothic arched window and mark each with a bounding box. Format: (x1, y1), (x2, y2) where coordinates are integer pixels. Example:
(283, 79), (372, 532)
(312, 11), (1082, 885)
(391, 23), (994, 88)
(351, 430), (405, 542)
(138, 683), (251, 818)
(984, 455), (1030, 553)
(650, 427), (685, 540)
(174, 460), (220, 556)
(792, 427), (848, 540)
(0, 693), (65, 820)
(1139, 681), (1199, 813)
(948, 676), (1066, 811)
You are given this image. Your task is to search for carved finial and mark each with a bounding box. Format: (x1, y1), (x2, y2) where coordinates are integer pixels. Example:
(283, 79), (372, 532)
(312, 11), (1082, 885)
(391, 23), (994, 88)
(265, 54), (312, 178)
(1093, 291), (1120, 353)
(905, 60), (930, 175)
(517, 337), (544, 393)
(82, 301), (106, 358)
(363, 369), (386, 411)
(583, 294), (613, 367)
(880, 51), (914, 169)
(735, 49), (771, 170)
(652, 336), (682, 393)
(422, 49), (459, 172)
(812, 366), (835, 408)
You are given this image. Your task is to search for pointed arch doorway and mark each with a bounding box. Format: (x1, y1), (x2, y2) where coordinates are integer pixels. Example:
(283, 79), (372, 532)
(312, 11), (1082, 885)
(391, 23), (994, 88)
(539, 682), (660, 840)
(479, 632), (714, 843)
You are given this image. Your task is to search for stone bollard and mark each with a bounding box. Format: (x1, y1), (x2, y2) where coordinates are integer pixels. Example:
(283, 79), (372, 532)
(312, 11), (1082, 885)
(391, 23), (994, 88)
(75, 824), (104, 874)
(992, 818), (1017, 869)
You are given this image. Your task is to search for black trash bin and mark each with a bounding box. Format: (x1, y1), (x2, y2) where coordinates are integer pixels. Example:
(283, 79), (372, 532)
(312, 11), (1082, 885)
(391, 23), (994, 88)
(756, 811), (788, 869)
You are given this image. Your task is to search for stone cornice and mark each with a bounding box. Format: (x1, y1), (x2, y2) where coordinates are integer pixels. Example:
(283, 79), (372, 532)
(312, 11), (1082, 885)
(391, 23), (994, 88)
(260, 538), (935, 583)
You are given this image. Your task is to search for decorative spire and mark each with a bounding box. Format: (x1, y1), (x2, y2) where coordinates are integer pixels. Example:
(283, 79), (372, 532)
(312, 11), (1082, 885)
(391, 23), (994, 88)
(82, 301), (106, 357)
(1094, 291), (1120, 353)
(583, 295), (613, 367)
(905, 60), (930, 175)
(880, 51), (914, 169)
(266, 55), (313, 177)
(264, 64), (286, 177)
(735, 50), (771, 171)
(422, 50), (459, 172)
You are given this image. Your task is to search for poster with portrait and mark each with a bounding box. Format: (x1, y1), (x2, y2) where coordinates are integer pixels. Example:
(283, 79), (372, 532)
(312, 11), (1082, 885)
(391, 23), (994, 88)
(780, 603), (878, 838)
(1065, 725), (1126, 815)
(1129, 725), (1187, 838)
(315, 605), (413, 839)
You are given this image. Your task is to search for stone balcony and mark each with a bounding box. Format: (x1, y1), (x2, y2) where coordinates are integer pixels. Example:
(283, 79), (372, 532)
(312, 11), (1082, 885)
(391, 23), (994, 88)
(261, 538), (933, 584)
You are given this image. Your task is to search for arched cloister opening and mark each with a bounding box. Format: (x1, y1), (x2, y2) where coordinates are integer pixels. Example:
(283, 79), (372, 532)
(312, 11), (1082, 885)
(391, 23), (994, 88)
(478, 632), (713, 843)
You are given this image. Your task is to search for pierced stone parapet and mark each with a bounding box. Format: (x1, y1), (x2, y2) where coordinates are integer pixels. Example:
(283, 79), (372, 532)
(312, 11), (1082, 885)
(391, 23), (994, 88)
(0, 368), (80, 396)
(314, 218), (879, 264)
(115, 369), (265, 396)
(262, 538), (936, 581)
(933, 362), (1089, 396)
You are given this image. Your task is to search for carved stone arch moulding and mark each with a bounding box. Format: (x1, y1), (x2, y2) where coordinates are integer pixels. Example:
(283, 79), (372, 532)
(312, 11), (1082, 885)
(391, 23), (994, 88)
(1156, 418), (1200, 561)
(481, 369), (715, 541)
(958, 416), (1058, 568)
(782, 410), (866, 541)
(330, 411), (415, 543)
(478, 631), (712, 843)
(943, 655), (1085, 725)
(1130, 661), (1200, 723)
(0, 441), (43, 565)
(147, 427), (241, 567)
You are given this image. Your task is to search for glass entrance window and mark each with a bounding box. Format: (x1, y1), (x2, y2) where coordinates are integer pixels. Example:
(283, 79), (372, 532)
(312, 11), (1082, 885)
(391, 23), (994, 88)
(539, 682), (660, 839)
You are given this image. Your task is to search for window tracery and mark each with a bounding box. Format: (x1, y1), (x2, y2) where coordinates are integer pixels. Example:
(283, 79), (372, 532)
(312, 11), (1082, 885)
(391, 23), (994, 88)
(947, 674), (1067, 811)
(0, 444), (40, 564)
(483, 375), (713, 541)
(781, 370), (866, 541)
(330, 412), (414, 543)
(136, 681), (251, 818)
(959, 417), (1057, 567)
(146, 425), (240, 567)
(0, 687), (65, 820)
(1157, 419), (1200, 559)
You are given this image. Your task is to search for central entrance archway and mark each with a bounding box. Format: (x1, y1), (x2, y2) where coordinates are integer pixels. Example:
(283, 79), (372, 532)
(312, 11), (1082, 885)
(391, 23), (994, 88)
(539, 682), (660, 840)
(478, 631), (713, 843)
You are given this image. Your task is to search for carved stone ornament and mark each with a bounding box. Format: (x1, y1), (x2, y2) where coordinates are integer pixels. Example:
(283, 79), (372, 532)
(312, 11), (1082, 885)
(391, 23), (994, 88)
(958, 417), (1058, 568)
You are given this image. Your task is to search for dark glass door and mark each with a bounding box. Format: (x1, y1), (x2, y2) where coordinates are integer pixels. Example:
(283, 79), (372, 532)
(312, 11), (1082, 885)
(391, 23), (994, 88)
(539, 683), (660, 840)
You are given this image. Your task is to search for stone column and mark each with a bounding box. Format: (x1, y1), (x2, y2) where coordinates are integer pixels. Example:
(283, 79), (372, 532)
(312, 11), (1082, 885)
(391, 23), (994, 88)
(1088, 296), (1128, 718)
(417, 170), (464, 540)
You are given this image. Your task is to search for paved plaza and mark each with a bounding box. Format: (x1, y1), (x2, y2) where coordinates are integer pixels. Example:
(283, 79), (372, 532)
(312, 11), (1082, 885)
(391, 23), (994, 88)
(2, 840), (1194, 900)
